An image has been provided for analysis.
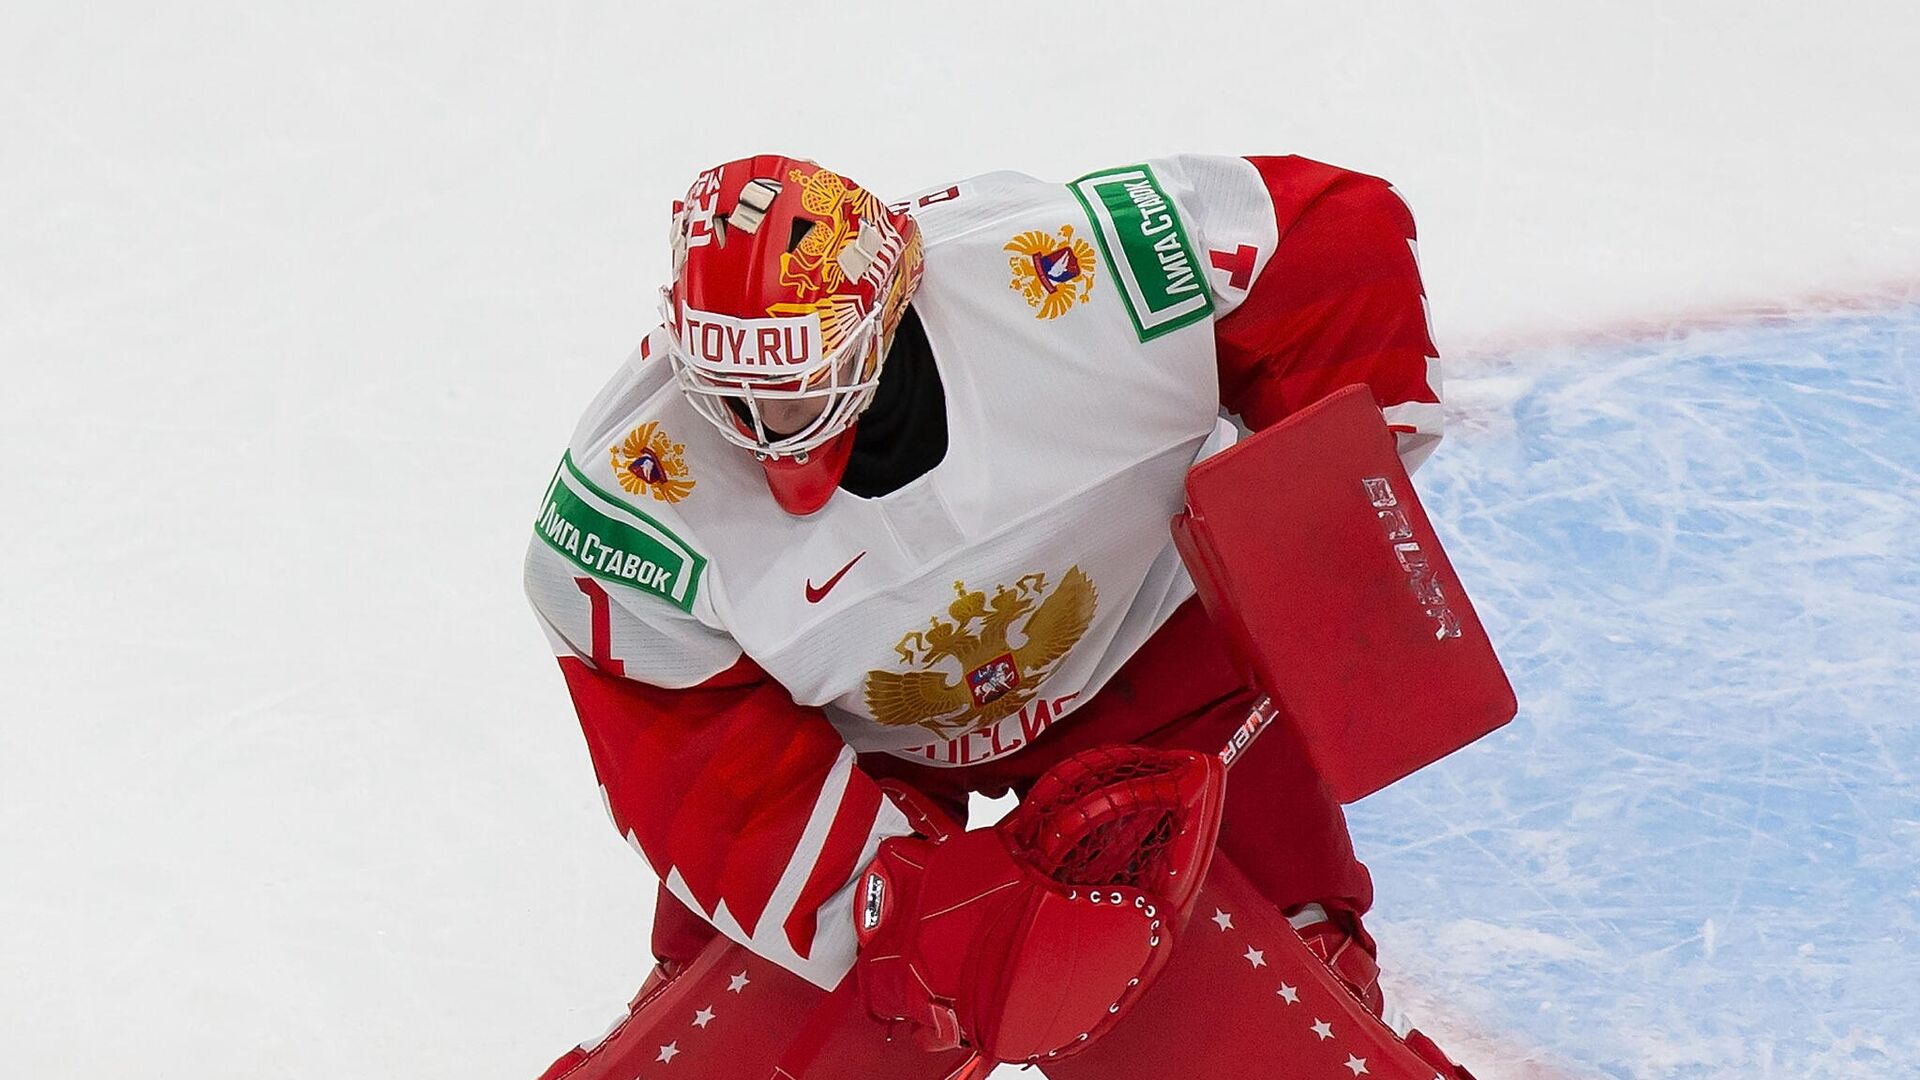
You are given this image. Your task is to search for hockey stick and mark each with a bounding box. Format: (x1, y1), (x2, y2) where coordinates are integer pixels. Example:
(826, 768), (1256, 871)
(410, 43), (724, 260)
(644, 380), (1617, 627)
(1216, 694), (1280, 771)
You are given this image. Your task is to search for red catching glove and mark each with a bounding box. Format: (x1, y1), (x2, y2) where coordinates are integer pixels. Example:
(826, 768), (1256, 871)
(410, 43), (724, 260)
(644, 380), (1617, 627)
(853, 746), (1226, 1066)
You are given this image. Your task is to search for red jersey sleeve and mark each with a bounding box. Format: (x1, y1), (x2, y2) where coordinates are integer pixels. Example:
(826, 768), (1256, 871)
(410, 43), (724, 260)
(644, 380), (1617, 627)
(527, 506), (911, 988)
(553, 653), (908, 988)
(1213, 156), (1443, 468)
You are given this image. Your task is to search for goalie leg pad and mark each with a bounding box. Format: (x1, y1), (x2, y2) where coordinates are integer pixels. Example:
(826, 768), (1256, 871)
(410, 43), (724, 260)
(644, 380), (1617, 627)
(531, 932), (972, 1080)
(1042, 852), (1473, 1080)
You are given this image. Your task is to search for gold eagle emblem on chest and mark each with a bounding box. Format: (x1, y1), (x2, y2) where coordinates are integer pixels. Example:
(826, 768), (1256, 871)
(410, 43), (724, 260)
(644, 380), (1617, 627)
(864, 566), (1098, 738)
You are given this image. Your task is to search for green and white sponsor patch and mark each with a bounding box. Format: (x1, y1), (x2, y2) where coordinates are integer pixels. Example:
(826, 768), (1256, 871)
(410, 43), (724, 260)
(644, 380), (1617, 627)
(535, 453), (706, 611)
(1070, 164), (1214, 342)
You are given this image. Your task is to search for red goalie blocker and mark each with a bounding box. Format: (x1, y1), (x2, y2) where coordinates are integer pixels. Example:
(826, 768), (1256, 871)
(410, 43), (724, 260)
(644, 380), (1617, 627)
(1172, 384), (1516, 803)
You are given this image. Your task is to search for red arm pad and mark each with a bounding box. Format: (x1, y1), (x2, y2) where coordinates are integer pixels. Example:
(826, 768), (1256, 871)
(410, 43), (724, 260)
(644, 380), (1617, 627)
(1171, 384), (1516, 802)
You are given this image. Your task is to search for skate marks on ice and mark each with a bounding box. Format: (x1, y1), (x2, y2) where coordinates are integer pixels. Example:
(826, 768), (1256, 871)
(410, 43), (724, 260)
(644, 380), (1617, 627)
(1347, 302), (1920, 1078)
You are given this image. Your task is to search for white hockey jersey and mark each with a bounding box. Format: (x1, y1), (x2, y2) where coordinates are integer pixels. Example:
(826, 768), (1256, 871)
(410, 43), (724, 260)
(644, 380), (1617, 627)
(524, 154), (1441, 986)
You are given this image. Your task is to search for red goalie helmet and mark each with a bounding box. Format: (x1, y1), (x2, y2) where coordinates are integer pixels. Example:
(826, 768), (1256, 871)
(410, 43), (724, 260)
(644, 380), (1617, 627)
(659, 155), (924, 515)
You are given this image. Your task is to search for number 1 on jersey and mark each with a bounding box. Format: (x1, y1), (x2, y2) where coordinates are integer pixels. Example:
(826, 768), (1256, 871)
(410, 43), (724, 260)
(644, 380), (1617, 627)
(573, 577), (626, 678)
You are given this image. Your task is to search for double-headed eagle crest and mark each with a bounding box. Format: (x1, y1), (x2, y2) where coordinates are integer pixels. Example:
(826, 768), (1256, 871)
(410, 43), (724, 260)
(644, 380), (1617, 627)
(609, 421), (695, 504)
(767, 167), (919, 366)
(1006, 224), (1097, 320)
(779, 166), (882, 301)
(864, 566), (1098, 738)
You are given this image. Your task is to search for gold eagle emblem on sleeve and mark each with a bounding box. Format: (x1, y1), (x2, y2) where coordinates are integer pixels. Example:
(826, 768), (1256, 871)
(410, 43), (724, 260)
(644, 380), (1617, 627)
(1006, 225), (1097, 320)
(610, 421), (695, 504)
(863, 566), (1098, 738)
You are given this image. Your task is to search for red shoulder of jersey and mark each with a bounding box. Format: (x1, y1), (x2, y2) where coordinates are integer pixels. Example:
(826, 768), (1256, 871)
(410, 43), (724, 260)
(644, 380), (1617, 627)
(1214, 155), (1442, 466)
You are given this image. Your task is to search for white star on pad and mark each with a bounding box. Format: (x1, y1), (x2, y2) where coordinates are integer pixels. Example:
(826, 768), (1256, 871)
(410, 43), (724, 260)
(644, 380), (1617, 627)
(692, 1006), (715, 1028)
(1211, 908), (1234, 931)
(658, 1041), (680, 1063)
(727, 972), (750, 993)
(1344, 1054), (1370, 1075)
(1312, 1019), (1334, 1041)
(1277, 983), (1299, 1004)
(1244, 946), (1266, 968)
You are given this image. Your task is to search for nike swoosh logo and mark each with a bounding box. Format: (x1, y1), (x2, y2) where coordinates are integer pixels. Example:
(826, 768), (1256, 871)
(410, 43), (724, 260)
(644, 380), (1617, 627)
(805, 551), (867, 604)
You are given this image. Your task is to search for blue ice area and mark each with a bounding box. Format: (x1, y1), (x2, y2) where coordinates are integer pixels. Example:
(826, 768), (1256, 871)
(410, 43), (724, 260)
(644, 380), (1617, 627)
(1349, 304), (1920, 1078)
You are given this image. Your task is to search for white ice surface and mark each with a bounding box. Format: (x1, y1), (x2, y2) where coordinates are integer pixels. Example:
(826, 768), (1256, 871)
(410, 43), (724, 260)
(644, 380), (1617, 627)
(1, 3), (1916, 1077)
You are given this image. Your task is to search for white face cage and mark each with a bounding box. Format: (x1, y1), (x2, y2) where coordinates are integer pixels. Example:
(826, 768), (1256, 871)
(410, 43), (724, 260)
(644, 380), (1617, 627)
(659, 288), (889, 460)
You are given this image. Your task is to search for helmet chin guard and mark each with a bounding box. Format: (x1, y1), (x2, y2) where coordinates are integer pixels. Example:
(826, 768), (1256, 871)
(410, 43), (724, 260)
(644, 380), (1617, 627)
(756, 427), (861, 515)
(659, 155), (923, 514)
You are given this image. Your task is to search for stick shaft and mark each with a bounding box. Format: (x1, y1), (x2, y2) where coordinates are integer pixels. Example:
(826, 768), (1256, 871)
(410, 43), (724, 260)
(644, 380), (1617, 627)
(1217, 695), (1279, 771)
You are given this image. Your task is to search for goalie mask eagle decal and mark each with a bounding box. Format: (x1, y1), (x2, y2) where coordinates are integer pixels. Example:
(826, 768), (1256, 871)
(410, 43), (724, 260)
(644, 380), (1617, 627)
(864, 566), (1098, 738)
